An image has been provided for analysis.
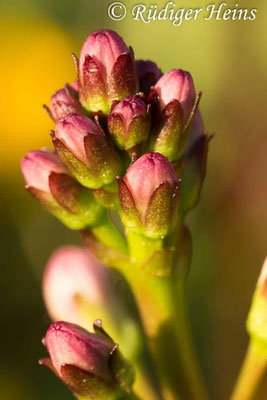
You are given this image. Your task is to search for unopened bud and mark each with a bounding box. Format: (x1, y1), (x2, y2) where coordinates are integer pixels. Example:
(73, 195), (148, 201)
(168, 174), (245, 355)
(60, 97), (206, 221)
(53, 113), (122, 189)
(108, 96), (150, 152)
(79, 30), (138, 114)
(151, 69), (200, 162)
(21, 149), (103, 229)
(117, 152), (180, 239)
(40, 321), (134, 399)
(50, 85), (84, 121)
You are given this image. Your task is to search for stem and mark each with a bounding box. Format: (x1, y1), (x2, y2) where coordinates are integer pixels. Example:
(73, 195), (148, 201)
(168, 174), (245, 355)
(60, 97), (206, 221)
(125, 231), (209, 400)
(230, 339), (267, 400)
(91, 213), (128, 254)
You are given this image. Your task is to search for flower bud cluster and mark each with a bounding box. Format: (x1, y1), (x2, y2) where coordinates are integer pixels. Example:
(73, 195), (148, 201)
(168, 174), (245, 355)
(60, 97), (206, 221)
(21, 29), (207, 233)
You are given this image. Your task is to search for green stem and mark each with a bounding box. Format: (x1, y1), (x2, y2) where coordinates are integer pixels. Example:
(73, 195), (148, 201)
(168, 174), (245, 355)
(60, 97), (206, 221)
(230, 339), (267, 400)
(92, 214), (128, 254)
(125, 231), (209, 400)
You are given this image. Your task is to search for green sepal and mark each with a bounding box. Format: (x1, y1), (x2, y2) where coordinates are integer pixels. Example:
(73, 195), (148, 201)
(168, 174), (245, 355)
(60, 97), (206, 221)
(52, 136), (103, 189)
(125, 109), (151, 150)
(60, 363), (114, 399)
(116, 177), (142, 229)
(108, 50), (138, 101)
(108, 112), (125, 149)
(27, 176), (104, 230)
(84, 133), (122, 187)
(109, 344), (135, 390)
(79, 54), (110, 115)
(179, 91), (202, 153)
(179, 134), (209, 216)
(152, 99), (184, 162)
(144, 182), (179, 239)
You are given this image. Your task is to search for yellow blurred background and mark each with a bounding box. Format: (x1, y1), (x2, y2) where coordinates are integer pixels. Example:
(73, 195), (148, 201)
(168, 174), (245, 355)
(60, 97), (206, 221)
(1, 0), (267, 399)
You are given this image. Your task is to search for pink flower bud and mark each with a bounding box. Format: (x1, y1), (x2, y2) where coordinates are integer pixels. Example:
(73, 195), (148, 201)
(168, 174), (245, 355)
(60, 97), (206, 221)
(124, 152), (177, 213)
(108, 96), (150, 151)
(21, 149), (68, 193)
(50, 86), (83, 121)
(55, 113), (102, 165)
(54, 113), (121, 189)
(45, 321), (113, 381)
(43, 246), (110, 324)
(136, 60), (162, 96)
(117, 152), (180, 239)
(79, 30), (138, 114)
(41, 321), (135, 397)
(21, 150), (104, 230)
(111, 96), (146, 131)
(80, 30), (128, 84)
(155, 69), (196, 120)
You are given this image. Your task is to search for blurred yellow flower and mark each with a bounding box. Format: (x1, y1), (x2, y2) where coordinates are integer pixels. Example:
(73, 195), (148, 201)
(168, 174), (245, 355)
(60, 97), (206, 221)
(0, 19), (75, 172)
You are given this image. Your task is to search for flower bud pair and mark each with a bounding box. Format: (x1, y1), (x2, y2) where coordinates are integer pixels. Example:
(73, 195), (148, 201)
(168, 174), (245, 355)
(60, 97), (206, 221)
(21, 149), (103, 229)
(52, 113), (122, 189)
(78, 30), (138, 114)
(107, 95), (151, 154)
(41, 321), (134, 399)
(117, 152), (180, 239)
(150, 69), (201, 162)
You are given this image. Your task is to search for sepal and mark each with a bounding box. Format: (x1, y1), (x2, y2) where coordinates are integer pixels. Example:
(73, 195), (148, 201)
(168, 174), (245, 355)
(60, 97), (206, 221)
(108, 50), (138, 101)
(27, 172), (104, 229)
(179, 134), (209, 216)
(79, 55), (109, 114)
(151, 99), (184, 163)
(151, 92), (203, 162)
(116, 177), (142, 229)
(145, 181), (180, 239)
(60, 363), (114, 398)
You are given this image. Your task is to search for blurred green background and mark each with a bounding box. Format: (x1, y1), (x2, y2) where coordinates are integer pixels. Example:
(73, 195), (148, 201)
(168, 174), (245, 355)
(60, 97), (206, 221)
(1, 0), (267, 399)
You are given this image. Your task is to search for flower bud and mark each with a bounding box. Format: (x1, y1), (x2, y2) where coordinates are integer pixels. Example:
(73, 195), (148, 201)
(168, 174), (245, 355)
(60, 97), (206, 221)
(21, 149), (104, 229)
(40, 321), (134, 399)
(136, 60), (162, 96)
(117, 152), (180, 239)
(50, 85), (84, 121)
(78, 30), (138, 114)
(247, 258), (267, 343)
(43, 246), (109, 324)
(107, 96), (150, 152)
(53, 113), (122, 189)
(151, 69), (200, 162)
(155, 69), (196, 118)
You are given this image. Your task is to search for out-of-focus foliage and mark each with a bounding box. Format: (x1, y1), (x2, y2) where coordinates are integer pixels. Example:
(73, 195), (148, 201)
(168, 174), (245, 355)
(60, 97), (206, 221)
(1, 1), (267, 399)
